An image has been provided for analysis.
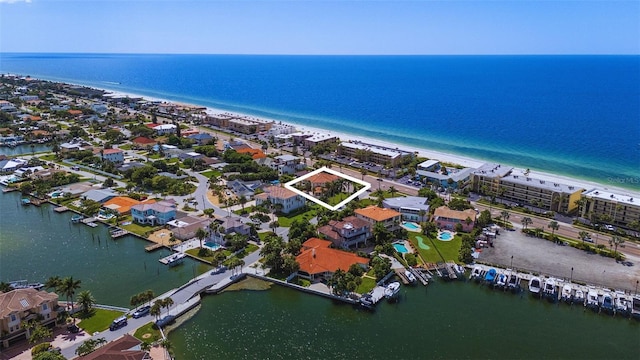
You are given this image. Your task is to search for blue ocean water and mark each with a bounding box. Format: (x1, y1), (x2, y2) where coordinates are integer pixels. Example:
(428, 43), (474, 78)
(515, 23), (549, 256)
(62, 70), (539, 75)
(1, 54), (638, 190)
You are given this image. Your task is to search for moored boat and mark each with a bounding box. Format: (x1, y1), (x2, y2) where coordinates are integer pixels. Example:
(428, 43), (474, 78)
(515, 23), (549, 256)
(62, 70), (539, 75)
(631, 296), (640, 320)
(543, 278), (558, 302)
(561, 284), (573, 304)
(384, 282), (401, 299)
(586, 289), (600, 311)
(470, 266), (482, 282)
(614, 291), (630, 317)
(70, 214), (83, 223)
(166, 253), (186, 267)
(404, 270), (416, 284)
(529, 277), (542, 297)
(507, 273), (521, 293)
(600, 291), (614, 315)
(573, 288), (585, 306)
(495, 272), (508, 289)
(484, 268), (497, 284)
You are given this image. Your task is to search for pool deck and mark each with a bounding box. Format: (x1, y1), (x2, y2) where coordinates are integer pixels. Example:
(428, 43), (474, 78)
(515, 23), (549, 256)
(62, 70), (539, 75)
(401, 221), (421, 232)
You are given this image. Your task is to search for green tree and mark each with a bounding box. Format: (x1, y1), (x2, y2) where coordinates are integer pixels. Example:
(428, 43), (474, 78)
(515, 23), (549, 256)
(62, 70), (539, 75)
(547, 220), (559, 242)
(195, 227), (208, 249)
(58, 277), (81, 321)
(578, 230), (590, 244)
(609, 235), (625, 257)
(521, 217), (532, 230)
(77, 290), (96, 315)
(500, 210), (510, 227)
(44, 276), (62, 292)
(150, 303), (161, 321)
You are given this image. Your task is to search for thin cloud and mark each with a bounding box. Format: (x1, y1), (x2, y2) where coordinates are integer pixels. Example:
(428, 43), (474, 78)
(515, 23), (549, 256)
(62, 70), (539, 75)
(0, 0), (32, 4)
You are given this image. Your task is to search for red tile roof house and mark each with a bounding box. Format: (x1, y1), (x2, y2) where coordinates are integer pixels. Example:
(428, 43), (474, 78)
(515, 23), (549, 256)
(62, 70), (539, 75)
(354, 205), (402, 232)
(305, 171), (341, 196)
(131, 136), (156, 149)
(77, 334), (149, 360)
(296, 238), (369, 282)
(432, 206), (477, 232)
(255, 185), (306, 214)
(317, 215), (371, 249)
(0, 288), (59, 348)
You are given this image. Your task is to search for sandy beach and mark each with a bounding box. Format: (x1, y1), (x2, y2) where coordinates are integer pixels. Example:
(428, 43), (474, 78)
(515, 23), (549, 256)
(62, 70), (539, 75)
(94, 85), (639, 197)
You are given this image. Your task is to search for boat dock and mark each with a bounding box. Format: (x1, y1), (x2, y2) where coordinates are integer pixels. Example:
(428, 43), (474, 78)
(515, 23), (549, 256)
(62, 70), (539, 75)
(54, 206), (69, 212)
(394, 269), (411, 285)
(145, 243), (165, 252)
(2, 187), (18, 193)
(159, 252), (186, 265)
(109, 227), (128, 238)
(81, 217), (98, 227)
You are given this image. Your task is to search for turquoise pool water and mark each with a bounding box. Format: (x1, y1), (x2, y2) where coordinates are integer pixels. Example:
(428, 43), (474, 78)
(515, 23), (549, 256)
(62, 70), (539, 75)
(393, 243), (409, 253)
(204, 242), (221, 251)
(438, 231), (453, 241)
(403, 222), (420, 231)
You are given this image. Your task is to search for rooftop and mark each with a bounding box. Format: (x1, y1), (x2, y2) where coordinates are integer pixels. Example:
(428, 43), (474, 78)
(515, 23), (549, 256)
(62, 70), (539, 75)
(582, 188), (639, 206)
(0, 288), (58, 318)
(382, 196), (430, 211)
(296, 238), (369, 275)
(433, 206), (477, 221)
(307, 171), (341, 184)
(355, 205), (401, 222)
(262, 185), (300, 200)
(500, 174), (583, 194)
(472, 163), (513, 179)
(340, 141), (412, 158)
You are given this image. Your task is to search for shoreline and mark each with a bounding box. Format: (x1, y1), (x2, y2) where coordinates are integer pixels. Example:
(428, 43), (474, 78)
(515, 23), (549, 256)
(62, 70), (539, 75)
(10, 74), (640, 195)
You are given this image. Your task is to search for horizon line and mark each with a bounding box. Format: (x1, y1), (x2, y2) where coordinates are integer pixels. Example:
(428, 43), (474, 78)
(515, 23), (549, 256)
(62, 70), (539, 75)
(2, 52), (639, 57)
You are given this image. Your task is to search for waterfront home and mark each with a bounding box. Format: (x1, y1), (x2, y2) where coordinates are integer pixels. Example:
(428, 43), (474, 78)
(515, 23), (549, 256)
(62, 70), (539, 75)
(82, 188), (117, 203)
(255, 185), (306, 214)
(168, 215), (213, 241)
(295, 238), (369, 281)
(217, 216), (252, 236)
(226, 179), (262, 198)
(432, 206), (477, 232)
(103, 196), (151, 215)
(78, 333), (148, 360)
(354, 205), (402, 232)
(187, 132), (213, 145)
(338, 140), (414, 167)
(317, 215), (371, 249)
(0, 158), (27, 174)
(130, 200), (177, 226)
(382, 196), (430, 222)
(131, 136), (156, 150)
(0, 288), (58, 348)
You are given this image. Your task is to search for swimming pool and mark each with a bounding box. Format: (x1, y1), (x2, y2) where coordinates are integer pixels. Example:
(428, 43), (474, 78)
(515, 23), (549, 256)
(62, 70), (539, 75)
(204, 242), (221, 251)
(438, 231), (454, 241)
(402, 222), (420, 231)
(393, 243), (409, 253)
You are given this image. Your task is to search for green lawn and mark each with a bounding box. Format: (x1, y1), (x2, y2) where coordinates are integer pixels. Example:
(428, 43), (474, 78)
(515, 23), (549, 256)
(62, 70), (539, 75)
(277, 207), (318, 227)
(77, 308), (125, 334)
(407, 232), (462, 263)
(325, 193), (350, 206)
(356, 276), (377, 294)
(39, 154), (57, 161)
(119, 144), (132, 150)
(122, 222), (158, 237)
(200, 169), (223, 178)
(133, 322), (162, 343)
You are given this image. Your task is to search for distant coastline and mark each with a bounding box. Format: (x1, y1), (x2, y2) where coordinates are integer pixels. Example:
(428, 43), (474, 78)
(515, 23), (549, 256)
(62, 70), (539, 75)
(2, 53), (638, 192)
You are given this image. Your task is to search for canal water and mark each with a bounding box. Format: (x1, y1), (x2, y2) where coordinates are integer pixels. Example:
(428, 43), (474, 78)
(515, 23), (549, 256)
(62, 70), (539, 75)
(169, 280), (640, 359)
(0, 191), (210, 307)
(1, 191), (639, 359)
(0, 143), (51, 157)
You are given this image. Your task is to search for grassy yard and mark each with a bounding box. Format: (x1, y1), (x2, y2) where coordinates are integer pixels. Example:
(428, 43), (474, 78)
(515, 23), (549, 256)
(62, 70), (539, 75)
(407, 232), (462, 263)
(122, 222), (158, 237)
(133, 322), (162, 344)
(356, 276), (377, 294)
(277, 207), (318, 227)
(39, 154), (57, 161)
(119, 144), (132, 150)
(77, 308), (125, 334)
(200, 169), (223, 178)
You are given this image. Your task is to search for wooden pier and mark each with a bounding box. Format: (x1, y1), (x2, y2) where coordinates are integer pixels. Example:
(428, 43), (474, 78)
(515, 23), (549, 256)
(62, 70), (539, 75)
(2, 187), (18, 193)
(109, 228), (129, 238)
(54, 206), (69, 213)
(81, 217), (98, 227)
(394, 269), (410, 285)
(145, 243), (165, 252)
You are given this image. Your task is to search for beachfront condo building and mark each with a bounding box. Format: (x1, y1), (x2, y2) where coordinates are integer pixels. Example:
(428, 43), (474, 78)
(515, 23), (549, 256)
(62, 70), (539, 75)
(338, 141), (415, 167)
(498, 174), (584, 213)
(416, 160), (474, 190)
(0, 288), (59, 348)
(580, 189), (640, 229)
(471, 163), (514, 194)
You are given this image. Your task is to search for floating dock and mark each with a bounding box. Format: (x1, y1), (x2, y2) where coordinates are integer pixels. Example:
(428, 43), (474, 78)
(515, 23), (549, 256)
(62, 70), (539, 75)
(81, 217), (98, 227)
(54, 206), (69, 213)
(145, 243), (164, 252)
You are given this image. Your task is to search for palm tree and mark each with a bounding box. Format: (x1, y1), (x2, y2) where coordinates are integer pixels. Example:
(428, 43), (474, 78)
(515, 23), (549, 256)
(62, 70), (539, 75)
(0, 282), (14, 293)
(59, 277), (82, 320)
(161, 297), (174, 316)
(609, 236), (625, 257)
(77, 290), (96, 315)
(500, 210), (510, 227)
(521, 217), (532, 230)
(144, 289), (155, 307)
(44, 276), (62, 292)
(578, 231), (590, 244)
(150, 303), (161, 321)
(195, 227), (207, 249)
(388, 186), (398, 198)
(160, 338), (175, 359)
(548, 220), (559, 241)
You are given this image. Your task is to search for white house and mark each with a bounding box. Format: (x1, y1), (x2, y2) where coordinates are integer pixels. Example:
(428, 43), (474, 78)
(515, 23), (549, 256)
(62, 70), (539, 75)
(154, 124), (177, 135)
(101, 148), (124, 164)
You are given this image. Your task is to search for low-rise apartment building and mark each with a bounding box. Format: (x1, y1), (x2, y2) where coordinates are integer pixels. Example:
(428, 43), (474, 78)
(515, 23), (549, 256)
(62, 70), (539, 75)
(580, 188), (640, 229)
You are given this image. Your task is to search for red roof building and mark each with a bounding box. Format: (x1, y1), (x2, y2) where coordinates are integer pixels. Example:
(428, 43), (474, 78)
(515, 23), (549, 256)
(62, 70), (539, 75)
(296, 238), (369, 281)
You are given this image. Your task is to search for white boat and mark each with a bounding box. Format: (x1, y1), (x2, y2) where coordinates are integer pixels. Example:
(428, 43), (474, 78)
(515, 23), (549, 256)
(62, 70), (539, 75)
(404, 270), (416, 284)
(631, 296), (640, 320)
(561, 284), (573, 303)
(470, 266), (482, 281)
(543, 278), (557, 302)
(507, 273), (521, 292)
(529, 277), (542, 297)
(573, 288), (585, 306)
(384, 282), (401, 299)
(586, 289), (599, 311)
(495, 272), (508, 289)
(614, 291), (630, 317)
(166, 253), (186, 267)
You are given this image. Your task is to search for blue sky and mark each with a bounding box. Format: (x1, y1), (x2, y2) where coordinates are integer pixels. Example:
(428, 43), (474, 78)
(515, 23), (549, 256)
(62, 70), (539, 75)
(1, 0), (638, 55)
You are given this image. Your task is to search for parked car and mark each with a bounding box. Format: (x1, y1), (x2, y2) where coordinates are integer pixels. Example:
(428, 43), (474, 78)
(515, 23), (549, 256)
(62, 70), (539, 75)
(109, 316), (128, 331)
(132, 305), (151, 318)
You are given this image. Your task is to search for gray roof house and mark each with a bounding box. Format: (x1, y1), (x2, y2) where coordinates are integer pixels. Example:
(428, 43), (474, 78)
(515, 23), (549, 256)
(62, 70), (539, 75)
(382, 196), (430, 222)
(82, 189), (117, 203)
